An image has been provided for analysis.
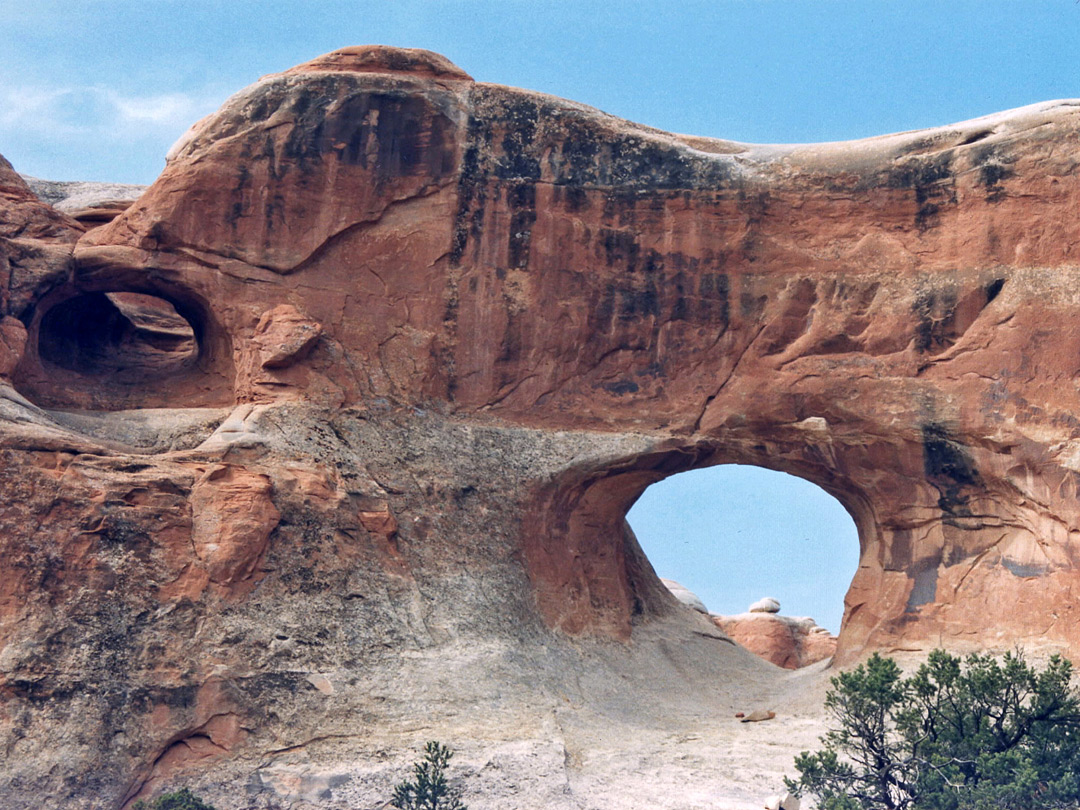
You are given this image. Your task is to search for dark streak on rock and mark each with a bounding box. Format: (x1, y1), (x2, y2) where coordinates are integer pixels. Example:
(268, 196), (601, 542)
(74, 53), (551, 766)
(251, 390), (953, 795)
(888, 153), (956, 230)
(922, 423), (979, 517)
(602, 380), (639, 395)
(905, 562), (939, 612)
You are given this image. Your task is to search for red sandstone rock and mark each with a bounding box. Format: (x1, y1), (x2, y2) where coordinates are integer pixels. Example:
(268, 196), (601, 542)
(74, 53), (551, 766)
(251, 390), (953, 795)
(278, 45), (474, 81)
(358, 504), (398, 540)
(66, 199), (136, 229)
(0, 316), (27, 377)
(252, 304), (323, 370)
(5, 45), (1080, 807)
(188, 464), (280, 594)
(0, 155), (82, 242)
(712, 613), (837, 669)
(0, 156), (81, 323)
(58, 47), (1080, 657)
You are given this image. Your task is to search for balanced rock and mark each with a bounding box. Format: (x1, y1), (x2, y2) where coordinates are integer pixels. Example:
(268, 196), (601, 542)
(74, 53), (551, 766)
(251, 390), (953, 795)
(749, 597), (781, 614)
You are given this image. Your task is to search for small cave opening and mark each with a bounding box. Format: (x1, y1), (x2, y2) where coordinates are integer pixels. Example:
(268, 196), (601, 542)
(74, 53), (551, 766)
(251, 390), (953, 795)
(627, 464), (860, 667)
(38, 292), (199, 380)
(14, 283), (233, 411)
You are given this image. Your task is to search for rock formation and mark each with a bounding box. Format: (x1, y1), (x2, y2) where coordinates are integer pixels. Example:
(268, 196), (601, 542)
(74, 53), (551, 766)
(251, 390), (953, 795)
(661, 586), (836, 669)
(749, 597), (781, 614)
(713, 600), (837, 669)
(4, 44), (1080, 807)
(661, 578), (710, 613)
(21, 175), (145, 230)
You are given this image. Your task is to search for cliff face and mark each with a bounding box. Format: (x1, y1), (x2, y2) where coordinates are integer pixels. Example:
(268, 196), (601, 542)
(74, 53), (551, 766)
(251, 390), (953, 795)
(4, 46), (1080, 807)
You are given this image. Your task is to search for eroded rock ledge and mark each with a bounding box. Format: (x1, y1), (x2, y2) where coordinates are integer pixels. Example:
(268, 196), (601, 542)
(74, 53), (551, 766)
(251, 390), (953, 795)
(3, 45), (1080, 808)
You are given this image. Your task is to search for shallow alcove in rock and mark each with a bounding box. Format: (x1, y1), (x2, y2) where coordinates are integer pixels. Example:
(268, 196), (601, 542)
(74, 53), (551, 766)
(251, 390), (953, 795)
(627, 464), (860, 637)
(38, 292), (197, 378)
(14, 281), (236, 410)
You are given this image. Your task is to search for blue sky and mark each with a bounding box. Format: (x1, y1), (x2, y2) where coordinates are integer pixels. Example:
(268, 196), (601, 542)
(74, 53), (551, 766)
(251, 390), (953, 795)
(628, 466), (858, 632)
(4, 1), (1079, 184)
(3, 0), (1078, 632)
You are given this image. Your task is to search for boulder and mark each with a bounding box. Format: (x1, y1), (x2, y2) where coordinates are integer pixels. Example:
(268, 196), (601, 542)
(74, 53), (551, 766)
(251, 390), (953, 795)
(740, 709), (776, 723)
(749, 597), (781, 614)
(661, 578), (709, 613)
(252, 304), (323, 370)
(764, 792), (800, 810)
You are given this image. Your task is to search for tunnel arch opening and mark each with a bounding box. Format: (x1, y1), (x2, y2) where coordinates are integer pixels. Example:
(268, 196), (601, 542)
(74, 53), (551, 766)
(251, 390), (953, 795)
(523, 442), (875, 662)
(626, 464), (860, 669)
(627, 464), (859, 635)
(38, 291), (198, 379)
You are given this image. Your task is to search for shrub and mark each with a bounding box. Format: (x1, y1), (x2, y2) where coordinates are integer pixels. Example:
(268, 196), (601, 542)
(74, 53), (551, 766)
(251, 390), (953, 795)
(131, 787), (217, 810)
(786, 649), (1080, 809)
(391, 741), (468, 810)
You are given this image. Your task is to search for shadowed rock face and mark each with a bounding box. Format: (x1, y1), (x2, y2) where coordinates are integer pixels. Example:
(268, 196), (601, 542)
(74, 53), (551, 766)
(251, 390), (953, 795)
(4, 45), (1080, 807)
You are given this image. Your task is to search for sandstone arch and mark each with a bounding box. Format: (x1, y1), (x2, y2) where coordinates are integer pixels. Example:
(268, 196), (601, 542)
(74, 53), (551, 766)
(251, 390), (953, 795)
(3, 46), (1080, 807)
(522, 437), (880, 659)
(628, 463), (858, 636)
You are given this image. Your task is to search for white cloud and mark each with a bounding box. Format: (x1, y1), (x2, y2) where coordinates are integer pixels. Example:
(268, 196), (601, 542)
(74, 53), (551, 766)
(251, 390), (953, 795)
(0, 82), (222, 139)
(109, 90), (206, 125)
(0, 79), (232, 181)
(0, 86), (69, 129)
(0, 72), (236, 182)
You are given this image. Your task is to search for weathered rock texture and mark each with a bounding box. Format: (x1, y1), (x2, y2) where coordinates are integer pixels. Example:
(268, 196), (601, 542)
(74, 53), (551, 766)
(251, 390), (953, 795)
(21, 175), (145, 229)
(4, 45), (1080, 808)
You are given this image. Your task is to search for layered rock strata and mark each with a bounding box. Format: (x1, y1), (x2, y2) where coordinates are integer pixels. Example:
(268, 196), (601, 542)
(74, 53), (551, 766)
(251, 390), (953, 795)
(3, 45), (1080, 807)
(21, 176), (145, 229)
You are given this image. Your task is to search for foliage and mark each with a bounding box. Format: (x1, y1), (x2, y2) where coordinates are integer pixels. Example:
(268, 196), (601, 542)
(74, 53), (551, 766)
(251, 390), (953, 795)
(131, 788), (217, 810)
(391, 741), (468, 810)
(786, 649), (1080, 810)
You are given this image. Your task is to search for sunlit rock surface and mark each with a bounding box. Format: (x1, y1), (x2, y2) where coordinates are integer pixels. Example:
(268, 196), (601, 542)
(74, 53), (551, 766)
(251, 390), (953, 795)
(713, 600), (837, 669)
(21, 175), (145, 229)
(661, 578), (710, 613)
(4, 45), (1080, 808)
